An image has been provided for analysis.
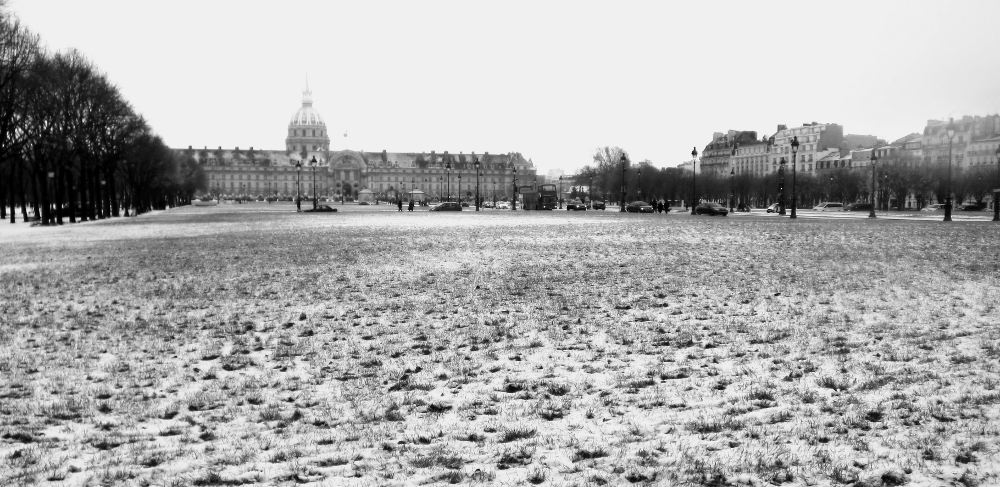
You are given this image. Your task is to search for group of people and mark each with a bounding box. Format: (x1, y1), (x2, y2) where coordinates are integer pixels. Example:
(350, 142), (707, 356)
(397, 199), (415, 211)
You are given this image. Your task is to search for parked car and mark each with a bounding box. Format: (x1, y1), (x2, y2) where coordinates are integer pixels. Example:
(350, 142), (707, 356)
(920, 204), (946, 211)
(358, 201), (370, 205)
(958, 203), (987, 211)
(566, 201), (587, 211)
(591, 201), (606, 210)
(626, 201), (655, 213)
(430, 202), (462, 211)
(812, 202), (844, 211)
(303, 205), (338, 213)
(496, 201), (510, 210)
(461, 202), (470, 207)
(695, 202), (729, 216)
(766, 203), (780, 213)
(843, 203), (873, 212)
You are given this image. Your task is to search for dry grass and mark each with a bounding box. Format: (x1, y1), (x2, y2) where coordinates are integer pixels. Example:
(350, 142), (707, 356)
(1, 205), (1000, 486)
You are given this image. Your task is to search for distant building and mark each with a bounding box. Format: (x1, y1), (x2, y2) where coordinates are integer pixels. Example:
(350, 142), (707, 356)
(770, 122), (844, 175)
(175, 87), (536, 201)
(921, 115), (1000, 169)
(700, 130), (757, 175)
(843, 134), (885, 150)
(730, 136), (773, 176)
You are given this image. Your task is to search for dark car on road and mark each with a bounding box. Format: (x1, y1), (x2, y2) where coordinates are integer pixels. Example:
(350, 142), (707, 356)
(626, 201), (655, 213)
(591, 201), (606, 210)
(957, 203), (986, 211)
(303, 205), (338, 213)
(695, 202), (729, 216)
(566, 201), (587, 211)
(843, 203), (873, 212)
(430, 202), (462, 211)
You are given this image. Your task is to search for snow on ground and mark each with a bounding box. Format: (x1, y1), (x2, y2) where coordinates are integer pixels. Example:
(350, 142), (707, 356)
(1, 204), (999, 486)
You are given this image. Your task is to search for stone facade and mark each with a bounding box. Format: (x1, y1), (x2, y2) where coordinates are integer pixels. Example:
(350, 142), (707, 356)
(178, 88), (536, 200)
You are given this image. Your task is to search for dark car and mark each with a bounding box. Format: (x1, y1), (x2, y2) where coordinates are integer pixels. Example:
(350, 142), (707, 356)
(566, 202), (587, 211)
(843, 203), (873, 212)
(303, 205), (338, 213)
(591, 201), (606, 210)
(626, 201), (655, 213)
(461, 202), (470, 207)
(430, 202), (462, 211)
(958, 203), (986, 211)
(695, 202), (729, 216)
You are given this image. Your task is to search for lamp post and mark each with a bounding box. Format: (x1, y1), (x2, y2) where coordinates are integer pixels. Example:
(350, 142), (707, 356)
(411, 176), (415, 207)
(512, 167), (517, 211)
(730, 142), (738, 213)
(492, 178), (496, 207)
(558, 175), (563, 209)
(474, 158), (481, 211)
(589, 176), (593, 208)
(100, 179), (106, 218)
(295, 160), (302, 212)
(458, 172), (463, 204)
(790, 136), (799, 219)
(46, 171), (54, 225)
(869, 151), (878, 219)
(637, 167), (642, 201)
(446, 161), (452, 202)
(945, 118), (956, 222)
(620, 154), (627, 212)
(533, 176), (537, 210)
(994, 144), (1000, 222)
(778, 158), (786, 215)
(310, 156), (318, 209)
(690, 147), (698, 215)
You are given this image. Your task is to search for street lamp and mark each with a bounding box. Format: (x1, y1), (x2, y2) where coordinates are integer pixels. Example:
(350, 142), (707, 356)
(475, 157), (481, 211)
(533, 176), (537, 210)
(446, 161), (452, 202)
(100, 179), (106, 219)
(637, 167), (642, 201)
(730, 142), (738, 213)
(869, 151), (878, 219)
(778, 158), (786, 215)
(589, 176), (593, 208)
(790, 136), (799, 219)
(512, 166), (517, 211)
(690, 147), (698, 215)
(411, 176), (415, 207)
(46, 171), (54, 224)
(994, 144), (1000, 222)
(945, 118), (956, 222)
(620, 154), (627, 212)
(310, 156), (318, 209)
(558, 175), (564, 209)
(295, 160), (302, 212)
(458, 172), (463, 204)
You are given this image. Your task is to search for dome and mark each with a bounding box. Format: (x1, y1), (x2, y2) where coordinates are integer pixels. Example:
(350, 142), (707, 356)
(289, 85), (325, 127)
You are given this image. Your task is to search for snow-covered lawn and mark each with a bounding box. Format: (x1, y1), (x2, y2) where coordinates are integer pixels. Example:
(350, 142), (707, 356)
(2, 206), (999, 486)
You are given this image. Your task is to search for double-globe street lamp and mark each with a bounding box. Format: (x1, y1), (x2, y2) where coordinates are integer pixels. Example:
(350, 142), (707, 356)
(869, 151), (878, 219)
(945, 117), (956, 222)
(446, 161), (452, 202)
(558, 175), (564, 209)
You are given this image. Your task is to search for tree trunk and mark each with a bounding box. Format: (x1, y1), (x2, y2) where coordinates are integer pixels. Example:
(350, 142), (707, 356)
(5, 159), (12, 223)
(30, 168), (40, 221)
(66, 169), (77, 224)
(55, 167), (64, 225)
(108, 172), (119, 217)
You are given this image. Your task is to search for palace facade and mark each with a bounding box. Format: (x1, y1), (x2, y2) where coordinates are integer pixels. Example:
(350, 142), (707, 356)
(176, 87), (536, 201)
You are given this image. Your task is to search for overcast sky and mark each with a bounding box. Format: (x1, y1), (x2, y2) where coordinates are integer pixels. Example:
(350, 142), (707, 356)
(11, 0), (1000, 174)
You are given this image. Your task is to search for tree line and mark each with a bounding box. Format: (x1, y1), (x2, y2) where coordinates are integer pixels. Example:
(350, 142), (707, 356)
(0, 8), (205, 226)
(573, 146), (996, 210)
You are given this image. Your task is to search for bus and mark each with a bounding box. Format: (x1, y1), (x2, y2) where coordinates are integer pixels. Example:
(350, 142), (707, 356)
(517, 184), (558, 210)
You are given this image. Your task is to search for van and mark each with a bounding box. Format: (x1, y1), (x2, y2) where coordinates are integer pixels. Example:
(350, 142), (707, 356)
(812, 202), (844, 211)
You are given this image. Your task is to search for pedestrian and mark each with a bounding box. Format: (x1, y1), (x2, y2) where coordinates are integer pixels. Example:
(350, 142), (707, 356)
(408, 200), (414, 211)
(657, 200), (664, 213)
(397, 199), (403, 211)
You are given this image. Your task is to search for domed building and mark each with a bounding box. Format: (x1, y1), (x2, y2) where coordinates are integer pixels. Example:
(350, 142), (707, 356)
(178, 87), (536, 203)
(285, 86), (330, 153)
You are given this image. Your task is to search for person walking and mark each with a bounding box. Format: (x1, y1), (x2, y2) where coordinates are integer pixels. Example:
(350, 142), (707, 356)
(397, 199), (403, 211)
(657, 200), (664, 213)
(408, 199), (414, 212)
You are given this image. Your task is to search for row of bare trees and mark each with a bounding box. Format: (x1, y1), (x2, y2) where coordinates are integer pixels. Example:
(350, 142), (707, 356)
(572, 146), (996, 210)
(0, 9), (205, 225)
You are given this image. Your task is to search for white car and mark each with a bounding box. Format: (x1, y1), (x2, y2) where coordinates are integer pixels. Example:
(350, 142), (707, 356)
(812, 202), (844, 211)
(496, 202), (511, 210)
(920, 204), (946, 212)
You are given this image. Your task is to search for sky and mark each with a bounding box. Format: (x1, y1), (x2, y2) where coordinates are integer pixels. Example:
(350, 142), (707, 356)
(10, 0), (1000, 175)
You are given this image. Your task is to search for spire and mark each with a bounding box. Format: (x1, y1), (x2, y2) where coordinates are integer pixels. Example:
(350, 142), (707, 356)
(302, 75), (313, 107)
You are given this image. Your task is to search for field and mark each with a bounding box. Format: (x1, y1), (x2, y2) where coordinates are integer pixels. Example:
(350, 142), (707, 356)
(2, 205), (999, 487)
